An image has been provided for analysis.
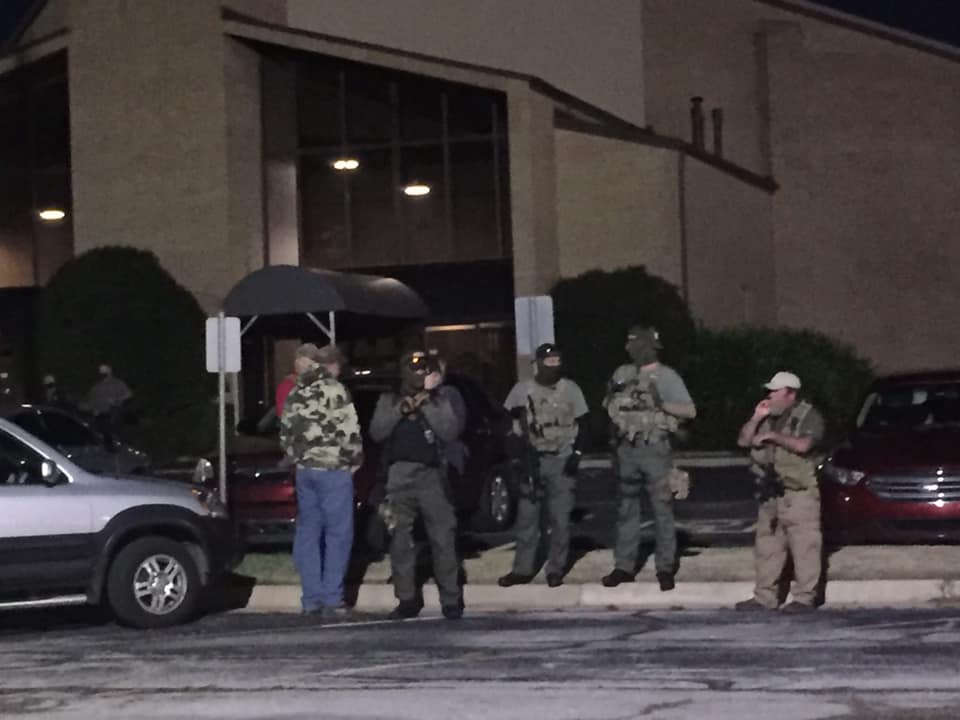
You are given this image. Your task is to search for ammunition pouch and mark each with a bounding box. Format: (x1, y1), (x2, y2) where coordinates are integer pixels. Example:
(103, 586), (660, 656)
(754, 465), (785, 502)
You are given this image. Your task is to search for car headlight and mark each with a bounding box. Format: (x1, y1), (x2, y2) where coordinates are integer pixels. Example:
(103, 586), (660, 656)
(192, 487), (228, 518)
(820, 458), (866, 486)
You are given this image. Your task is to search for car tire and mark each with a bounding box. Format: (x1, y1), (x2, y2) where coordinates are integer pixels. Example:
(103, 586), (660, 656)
(470, 465), (516, 532)
(106, 536), (201, 628)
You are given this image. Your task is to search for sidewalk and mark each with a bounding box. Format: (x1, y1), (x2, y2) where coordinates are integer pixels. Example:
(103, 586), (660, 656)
(238, 544), (960, 612)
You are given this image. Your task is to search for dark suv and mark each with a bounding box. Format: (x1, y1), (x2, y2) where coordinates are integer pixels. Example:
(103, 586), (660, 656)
(215, 371), (515, 546)
(820, 370), (960, 543)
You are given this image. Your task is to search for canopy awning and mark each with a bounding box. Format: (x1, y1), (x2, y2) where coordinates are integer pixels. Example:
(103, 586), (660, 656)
(223, 265), (429, 318)
(222, 265), (429, 342)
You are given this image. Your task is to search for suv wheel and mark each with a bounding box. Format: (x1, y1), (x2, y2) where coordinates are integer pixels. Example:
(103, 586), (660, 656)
(107, 536), (201, 628)
(471, 466), (516, 532)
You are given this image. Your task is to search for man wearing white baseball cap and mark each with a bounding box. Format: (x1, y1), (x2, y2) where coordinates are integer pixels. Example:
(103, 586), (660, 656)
(735, 369), (825, 614)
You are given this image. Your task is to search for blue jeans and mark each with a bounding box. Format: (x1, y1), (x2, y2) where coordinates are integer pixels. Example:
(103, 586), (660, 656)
(292, 467), (355, 610)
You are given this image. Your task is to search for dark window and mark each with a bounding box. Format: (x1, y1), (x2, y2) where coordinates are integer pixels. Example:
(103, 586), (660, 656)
(36, 411), (99, 447)
(290, 52), (510, 269)
(10, 411), (45, 439)
(0, 429), (44, 485)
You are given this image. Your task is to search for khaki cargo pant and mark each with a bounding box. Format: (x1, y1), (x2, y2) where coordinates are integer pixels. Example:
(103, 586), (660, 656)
(753, 487), (823, 607)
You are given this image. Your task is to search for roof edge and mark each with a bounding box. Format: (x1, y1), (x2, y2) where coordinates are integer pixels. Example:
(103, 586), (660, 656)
(755, 0), (960, 64)
(221, 7), (643, 132)
(555, 115), (778, 193)
(2, 0), (51, 53)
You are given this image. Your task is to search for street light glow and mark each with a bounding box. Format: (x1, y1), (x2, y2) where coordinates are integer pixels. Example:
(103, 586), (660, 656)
(331, 158), (360, 171)
(38, 209), (66, 222)
(403, 182), (431, 197)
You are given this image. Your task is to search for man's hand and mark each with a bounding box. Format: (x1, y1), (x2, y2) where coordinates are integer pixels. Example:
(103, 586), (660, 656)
(752, 430), (776, 447)
(753, 399), (772, 421)
(400, 391), (430, 415)
(563, 451), (581, 477)
(424, 371), (442, 391)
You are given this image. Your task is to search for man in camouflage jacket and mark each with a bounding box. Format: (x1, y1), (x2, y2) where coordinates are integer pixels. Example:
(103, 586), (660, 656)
(280, 343), (362, 618)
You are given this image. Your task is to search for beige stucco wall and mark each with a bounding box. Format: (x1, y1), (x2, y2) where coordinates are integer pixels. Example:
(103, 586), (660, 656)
(283, 0), (646, 126)
(67, 0), (261, 311)
(643, 0), (768, 174)
(764, 20), (960, 372)
(643, 0), (960, 371)
(682, 157), (775, 327)
(555, 130), (682, 286)
(555, 129), (775, 331)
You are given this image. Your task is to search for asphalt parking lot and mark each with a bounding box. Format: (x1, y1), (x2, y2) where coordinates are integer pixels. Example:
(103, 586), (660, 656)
(3, 606), (960, 719)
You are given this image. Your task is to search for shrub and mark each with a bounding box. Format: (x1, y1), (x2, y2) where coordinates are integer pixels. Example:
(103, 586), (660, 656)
(685, 325), (875, 450)
(35, 247), (215, 463)
(551, 266), (696, 447)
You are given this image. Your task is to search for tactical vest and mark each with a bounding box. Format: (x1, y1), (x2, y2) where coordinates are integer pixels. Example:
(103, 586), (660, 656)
(524, 381), (578, 453)
(386, 411), (442, 467)
(749, 401), (821, 492)
(607, 366), (679, 445)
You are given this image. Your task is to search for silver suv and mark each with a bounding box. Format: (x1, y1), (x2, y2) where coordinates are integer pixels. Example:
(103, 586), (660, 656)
(0, 418), (240, 628)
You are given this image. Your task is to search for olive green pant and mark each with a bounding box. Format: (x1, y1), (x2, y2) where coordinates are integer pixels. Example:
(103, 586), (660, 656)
(753, 487), (823, 608)
(386, 461), (462, 608)
(511, 453), (576, 577)
(612, 441), (676, 575)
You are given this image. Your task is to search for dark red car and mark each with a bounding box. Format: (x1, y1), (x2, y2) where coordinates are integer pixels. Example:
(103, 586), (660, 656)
(820, 370), (960, 543)
(220, 371), (515, 547)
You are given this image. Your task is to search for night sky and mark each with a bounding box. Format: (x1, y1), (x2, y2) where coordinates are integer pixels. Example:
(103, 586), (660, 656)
(1, 1), (958, 53)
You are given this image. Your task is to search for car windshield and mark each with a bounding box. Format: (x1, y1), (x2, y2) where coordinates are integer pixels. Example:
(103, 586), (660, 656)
(857, 382), (960, 432)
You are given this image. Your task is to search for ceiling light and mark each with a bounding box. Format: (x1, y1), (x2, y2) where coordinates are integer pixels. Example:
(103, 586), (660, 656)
(38, 209), (66, 222)
(403, 182), (431, 197)
(332, 158), (360, 171)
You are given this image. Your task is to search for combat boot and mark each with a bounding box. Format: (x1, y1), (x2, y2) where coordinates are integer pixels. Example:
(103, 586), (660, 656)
(601, 569), (635, 587)
(734, 598), (770, 611)
(656, 572), (675, 591)
(497, 572), (534, 587)
(780, 601), (816, 614)
(388, 600), (422, 619)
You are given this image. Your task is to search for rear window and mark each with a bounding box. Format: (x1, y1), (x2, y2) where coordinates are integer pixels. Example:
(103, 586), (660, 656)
(857, 382), (960, 431)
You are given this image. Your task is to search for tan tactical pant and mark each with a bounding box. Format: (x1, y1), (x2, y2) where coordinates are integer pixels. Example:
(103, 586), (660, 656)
(753, 487), (822, 608)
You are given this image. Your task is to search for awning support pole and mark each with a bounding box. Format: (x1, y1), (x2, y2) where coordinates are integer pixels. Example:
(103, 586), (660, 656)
(306, 312), (335, 343)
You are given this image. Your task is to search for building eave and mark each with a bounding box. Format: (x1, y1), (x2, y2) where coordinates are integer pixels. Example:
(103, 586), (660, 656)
(555, 115), (779, 193)
(0, 28), (68, 77)
(755, 0), (960, 64)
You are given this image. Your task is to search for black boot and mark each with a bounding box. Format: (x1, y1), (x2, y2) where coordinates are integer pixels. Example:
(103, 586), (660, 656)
(388, 600), (422, 619)
(656, 572), (675, 591)
(497, 572), (534, 587)
(546, 573), (563, 588)
(442, 604), (464, 620)
(601, 569), (635, 587)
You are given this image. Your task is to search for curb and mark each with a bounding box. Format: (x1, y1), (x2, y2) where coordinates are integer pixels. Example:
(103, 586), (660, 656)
(244, 579), (960, 613)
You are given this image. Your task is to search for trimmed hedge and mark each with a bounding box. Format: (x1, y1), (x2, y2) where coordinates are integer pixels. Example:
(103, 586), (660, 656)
(551, 266), (696, 447)
(551, 266), (875, 451)
(35, 247), (215, 463)
(684, 325), (875, 450)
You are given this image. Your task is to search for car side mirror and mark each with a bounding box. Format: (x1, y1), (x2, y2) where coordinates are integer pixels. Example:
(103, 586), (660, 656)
(40, 459), (63, 487)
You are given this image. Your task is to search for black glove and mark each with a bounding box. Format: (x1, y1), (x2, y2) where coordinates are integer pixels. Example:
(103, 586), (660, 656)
(563, 450), (582, 477)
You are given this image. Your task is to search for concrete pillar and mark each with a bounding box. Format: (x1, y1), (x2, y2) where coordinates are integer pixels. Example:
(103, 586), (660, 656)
(506, 82), (560, 378)
(67, 0), (253, 311)
(261, 56), (300, 267)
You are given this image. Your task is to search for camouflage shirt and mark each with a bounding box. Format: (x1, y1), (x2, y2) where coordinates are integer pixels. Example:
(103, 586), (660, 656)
(280, 366), (363, 470)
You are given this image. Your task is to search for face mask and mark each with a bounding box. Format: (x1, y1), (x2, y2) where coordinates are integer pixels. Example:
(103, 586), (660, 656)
(401, 366), (425, 394)
(534, 362), (563, 386)
(626, 339), (658, 366)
